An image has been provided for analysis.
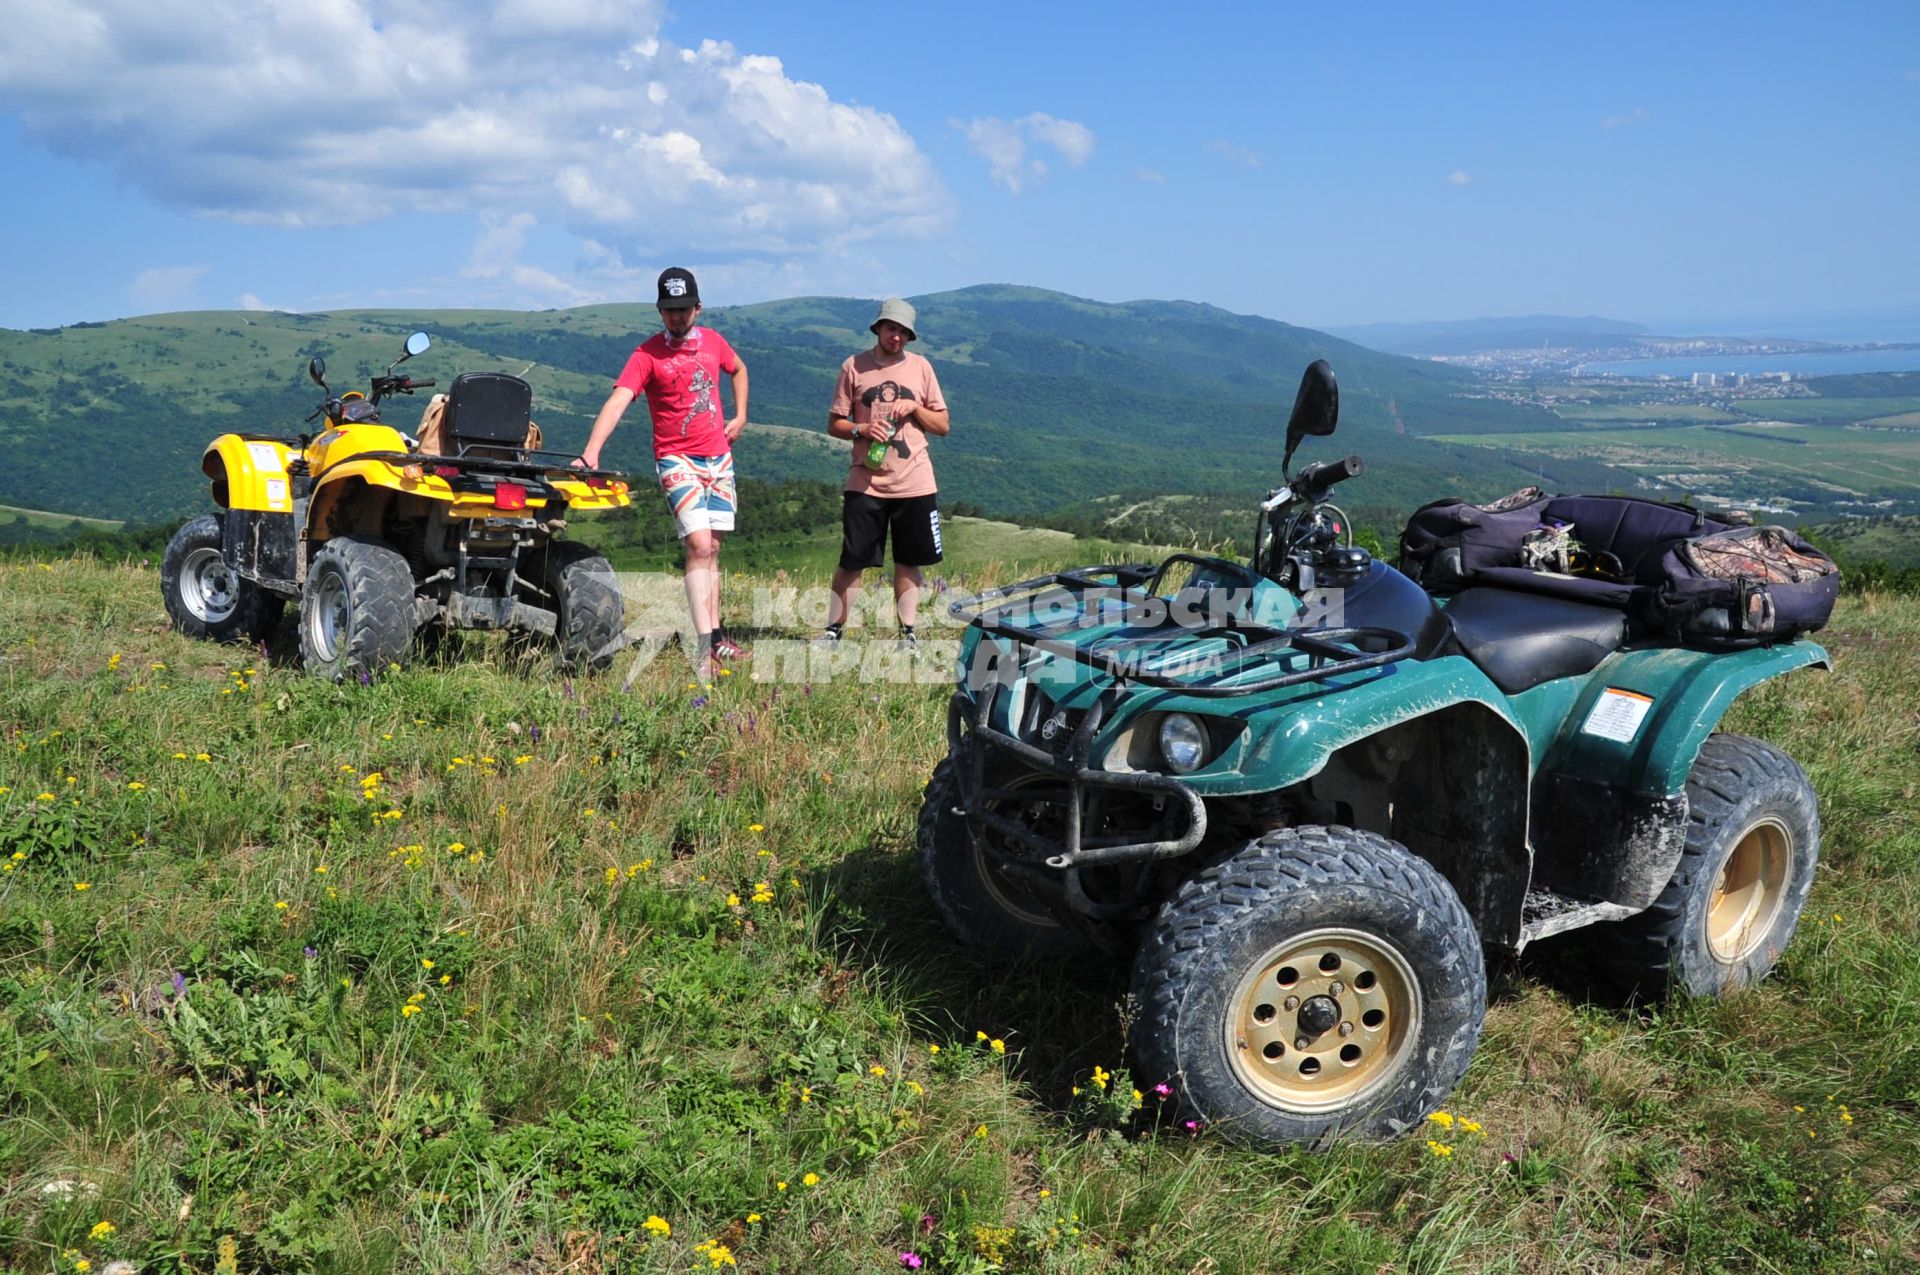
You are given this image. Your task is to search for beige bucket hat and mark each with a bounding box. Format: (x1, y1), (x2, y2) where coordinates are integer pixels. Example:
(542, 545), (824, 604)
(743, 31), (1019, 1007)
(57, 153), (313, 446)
(870, 297), (917, 341)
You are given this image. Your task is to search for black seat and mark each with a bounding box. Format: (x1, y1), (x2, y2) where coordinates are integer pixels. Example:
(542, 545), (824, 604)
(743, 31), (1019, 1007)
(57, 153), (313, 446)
(1442, 587), (1625, 695)
(443, 373), (532, 457)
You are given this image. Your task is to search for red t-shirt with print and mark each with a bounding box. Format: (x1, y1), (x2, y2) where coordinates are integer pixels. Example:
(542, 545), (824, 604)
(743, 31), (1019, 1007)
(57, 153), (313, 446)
(614, 327), (739, 460)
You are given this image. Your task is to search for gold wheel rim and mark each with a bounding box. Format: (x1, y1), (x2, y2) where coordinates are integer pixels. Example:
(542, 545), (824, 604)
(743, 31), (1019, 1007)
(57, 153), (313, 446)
(1226, 927), (1420, 1114)
(1707, 817), (1791, 965)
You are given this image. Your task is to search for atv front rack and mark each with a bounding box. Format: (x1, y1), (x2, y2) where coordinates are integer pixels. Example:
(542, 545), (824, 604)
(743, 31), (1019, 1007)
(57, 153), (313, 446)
(950, 560), (1417, 697)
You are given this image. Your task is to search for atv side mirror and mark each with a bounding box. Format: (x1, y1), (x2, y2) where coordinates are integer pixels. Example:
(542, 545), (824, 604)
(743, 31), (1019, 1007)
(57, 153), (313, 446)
(403, 332), (431, 359)
(308, 357), (327, 388)
(1282, 359), (1338, 476)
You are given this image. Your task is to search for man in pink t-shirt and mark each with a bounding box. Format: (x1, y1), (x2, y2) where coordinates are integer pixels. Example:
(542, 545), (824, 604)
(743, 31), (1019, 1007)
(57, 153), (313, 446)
(578, 267), (750, 676)
(820, 298), (950, 648)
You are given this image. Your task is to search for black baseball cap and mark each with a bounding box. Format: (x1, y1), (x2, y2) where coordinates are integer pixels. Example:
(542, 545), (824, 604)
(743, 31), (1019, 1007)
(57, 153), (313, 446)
(656, 267), (700, 309)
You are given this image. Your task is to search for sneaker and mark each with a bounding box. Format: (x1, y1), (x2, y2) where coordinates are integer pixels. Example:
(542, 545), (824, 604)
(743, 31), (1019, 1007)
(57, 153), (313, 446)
(811, 626), (844, 649)
(713, 633), (750, 661)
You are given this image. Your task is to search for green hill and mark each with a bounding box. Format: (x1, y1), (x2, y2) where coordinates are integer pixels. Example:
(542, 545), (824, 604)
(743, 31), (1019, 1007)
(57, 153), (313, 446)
(0, 288), (1627, 524)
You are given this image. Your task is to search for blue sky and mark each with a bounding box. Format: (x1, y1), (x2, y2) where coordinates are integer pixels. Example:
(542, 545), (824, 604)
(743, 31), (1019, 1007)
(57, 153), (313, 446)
(1, 1), (1915, 336)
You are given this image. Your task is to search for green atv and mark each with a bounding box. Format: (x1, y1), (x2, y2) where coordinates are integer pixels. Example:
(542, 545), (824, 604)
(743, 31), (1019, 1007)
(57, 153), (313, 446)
(922, 360), (1831, 1147)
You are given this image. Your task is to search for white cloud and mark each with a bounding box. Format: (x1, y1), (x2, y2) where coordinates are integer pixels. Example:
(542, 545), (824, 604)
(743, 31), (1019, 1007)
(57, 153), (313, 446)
(238, 294), (296, 314)
(1446, 170), (1472, 187)
(1133, 166), (1166, 185)
(0, 1), (950, 267)
(1204, 139), (1261, 167)
(955, 112), (1096, 193)
(1603, 107), (1650, 129)
(129, 264), (208, 308)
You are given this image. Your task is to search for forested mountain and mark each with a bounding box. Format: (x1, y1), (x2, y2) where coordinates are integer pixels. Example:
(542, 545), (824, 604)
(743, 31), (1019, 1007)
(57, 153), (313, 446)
(0, 286), (1627, 524)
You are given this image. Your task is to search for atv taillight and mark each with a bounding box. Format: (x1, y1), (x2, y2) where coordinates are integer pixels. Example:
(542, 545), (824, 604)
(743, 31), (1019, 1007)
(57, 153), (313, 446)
(494, 482), (528, 511)
(584, 476), (609, 489)
(433, 465), (459, 478)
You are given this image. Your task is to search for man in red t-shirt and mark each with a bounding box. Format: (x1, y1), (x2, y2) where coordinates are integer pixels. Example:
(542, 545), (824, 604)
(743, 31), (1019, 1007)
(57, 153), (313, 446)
(820, 298), (950, 648)
(579, 267), (750, 676)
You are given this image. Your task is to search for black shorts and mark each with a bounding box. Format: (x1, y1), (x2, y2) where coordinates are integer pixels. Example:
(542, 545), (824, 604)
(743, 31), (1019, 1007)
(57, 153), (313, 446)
(839, 491), (943, 570)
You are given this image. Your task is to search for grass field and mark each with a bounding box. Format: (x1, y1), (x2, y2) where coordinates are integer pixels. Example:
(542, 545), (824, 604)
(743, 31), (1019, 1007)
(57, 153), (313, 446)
(1427, 421), (1920, 508)
(2, 555), (1918, 1273)
(0, 504), (123, 531)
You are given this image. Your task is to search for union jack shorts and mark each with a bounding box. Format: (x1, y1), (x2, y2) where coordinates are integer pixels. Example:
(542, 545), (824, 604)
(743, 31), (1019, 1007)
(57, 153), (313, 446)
(655, 453), (737, 538)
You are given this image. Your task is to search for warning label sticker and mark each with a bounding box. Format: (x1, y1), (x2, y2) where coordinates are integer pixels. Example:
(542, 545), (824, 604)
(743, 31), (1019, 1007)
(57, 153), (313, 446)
(1582, 688), (1654, 743)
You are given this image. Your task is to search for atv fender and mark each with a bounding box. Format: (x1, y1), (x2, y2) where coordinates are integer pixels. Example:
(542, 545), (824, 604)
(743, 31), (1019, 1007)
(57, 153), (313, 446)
(1539, 640), (1829, 799)
(1229, 654), (1528, 797)
(1527, 640), (1828, 910)
(201, 436), (300, 592)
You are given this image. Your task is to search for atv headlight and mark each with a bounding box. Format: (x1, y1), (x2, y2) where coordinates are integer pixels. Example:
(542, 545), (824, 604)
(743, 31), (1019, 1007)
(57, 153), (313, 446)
(1157, 713), (1208, 774)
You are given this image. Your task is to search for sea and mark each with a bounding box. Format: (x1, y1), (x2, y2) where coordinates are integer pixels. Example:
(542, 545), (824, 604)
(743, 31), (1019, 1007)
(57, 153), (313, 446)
(1580, 348), (1920, 379)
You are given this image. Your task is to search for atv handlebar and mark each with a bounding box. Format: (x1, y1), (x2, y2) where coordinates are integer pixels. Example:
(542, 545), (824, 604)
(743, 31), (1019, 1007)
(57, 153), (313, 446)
(1294, 454), (1363, 494)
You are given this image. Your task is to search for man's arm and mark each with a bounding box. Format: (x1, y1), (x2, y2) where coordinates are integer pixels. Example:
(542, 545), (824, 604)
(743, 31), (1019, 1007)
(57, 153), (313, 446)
(725, 357), (750, 441)
(577, 385), (636, 468)
(898, 400), (951, 436)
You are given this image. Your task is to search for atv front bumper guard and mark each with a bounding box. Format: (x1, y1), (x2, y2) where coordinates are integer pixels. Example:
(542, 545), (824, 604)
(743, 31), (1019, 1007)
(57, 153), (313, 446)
(949, 685), (1207, 920)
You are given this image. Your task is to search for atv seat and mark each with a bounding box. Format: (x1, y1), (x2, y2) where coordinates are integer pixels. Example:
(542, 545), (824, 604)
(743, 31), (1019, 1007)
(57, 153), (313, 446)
(1442, 587), (1625, 695)
(442, 373), (534, 459)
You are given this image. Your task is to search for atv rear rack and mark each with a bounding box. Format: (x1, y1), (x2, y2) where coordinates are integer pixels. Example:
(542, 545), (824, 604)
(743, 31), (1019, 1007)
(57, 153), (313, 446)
(951, 560), (1417, 697)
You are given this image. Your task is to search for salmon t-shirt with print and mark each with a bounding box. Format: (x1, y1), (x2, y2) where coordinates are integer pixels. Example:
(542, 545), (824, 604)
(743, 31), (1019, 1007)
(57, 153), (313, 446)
(830, 350), (946, 499)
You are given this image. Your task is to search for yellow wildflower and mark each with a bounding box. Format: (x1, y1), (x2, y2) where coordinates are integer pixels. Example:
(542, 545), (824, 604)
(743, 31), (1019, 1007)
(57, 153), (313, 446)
(1426, 1140), (1453, 1158)
(74, 882), (92, 892)
(869, 1064), (888, 1078)
(643, 1215), (671, 1237)
(974, 1124), (989, 1139)
(929, 1043), (941, 1055)
(726, 892), (741, 907)
(421, 959), (434, 970)
(749, 823), (765, 833)
(990, 1038), (1007, 1055)
(127, 781), (146, 791)
(274, 901), (289, 910)
(89, 1221), (116, 1240)
(1427, 1110), (1455, 1129)
(401, 1004), (422, 1017)
(802, 1172), (820, 1187)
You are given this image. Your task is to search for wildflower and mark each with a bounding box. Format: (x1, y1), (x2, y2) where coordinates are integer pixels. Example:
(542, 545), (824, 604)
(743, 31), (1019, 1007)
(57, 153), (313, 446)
(906, 1080), (925, 1097)
(928, 1043), (941, 1055)
(127, 781), (145, 791)
(448, 842), (465, 854)
(900, 1254), (925, 1270)
(89, 1221), (116, 1240)
(514, 755), (531, 765)
(870, 1064), (888, 1078)
(776, 1181), (788, 1192)
(752, 883), (775, 903)
(1132, 1088), (1145, 1108)
(1427, 1110), (1455, 1130)
(748, 823), (765, 833)
(582, 808), (596, 818)
(315, 863), (328, 874)
(703, 1242), (737, 1267)
(37, 792), (56, 801)
(74, 882), (92, 892)
(726, 892), (741, 907)
(605, 867), (619, 886)
(800, 1086), (813, 1103)
(421, 959), (434, 970)
(439, 974), (451, 985)
(1458, 1118), (1484, 1136)
(1090, 1065), (1110, 1090)
(746, 1213), (762, 1224)
(643, 1215), (671, 1237)
(74, 1262), (91, 1273)
(802, 1172), (820, 1187)
(172, 752), (186, 760)
(1039, 1188), (1051, 1198)
(1426, 1140), (1454, 1158)
(401, 1004), (422, 1017)
(1153, 1082), (1173, 1098)
(108, 653), (122, 670)
(973, 1124), (988, 1139)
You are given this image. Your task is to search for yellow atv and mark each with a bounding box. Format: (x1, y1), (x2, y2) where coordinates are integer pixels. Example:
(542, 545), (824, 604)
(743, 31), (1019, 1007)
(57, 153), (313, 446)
(161, 332), (633, 678)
